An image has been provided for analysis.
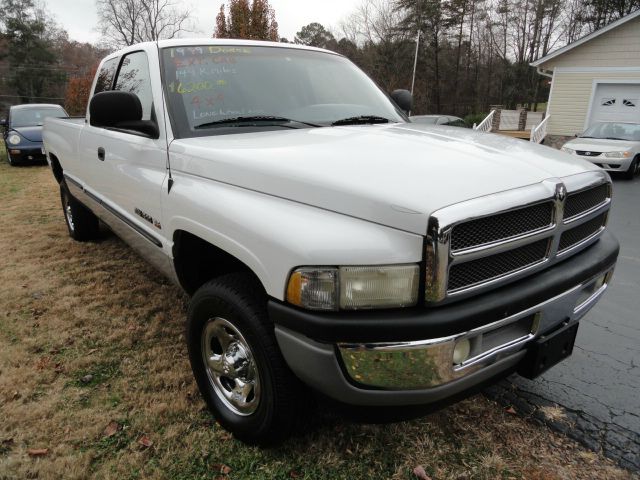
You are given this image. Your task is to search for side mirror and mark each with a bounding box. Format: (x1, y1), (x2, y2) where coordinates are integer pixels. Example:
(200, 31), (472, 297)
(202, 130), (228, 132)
(89, 91), (158, 138)
(390, 89), (413, 114)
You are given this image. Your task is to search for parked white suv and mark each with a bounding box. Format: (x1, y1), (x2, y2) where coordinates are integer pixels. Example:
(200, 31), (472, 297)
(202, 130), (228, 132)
(43, 39), (619, 445)
(562, 122), (640, 179)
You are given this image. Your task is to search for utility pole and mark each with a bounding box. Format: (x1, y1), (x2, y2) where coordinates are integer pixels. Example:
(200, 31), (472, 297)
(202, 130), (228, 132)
(410, 30), (421, 96)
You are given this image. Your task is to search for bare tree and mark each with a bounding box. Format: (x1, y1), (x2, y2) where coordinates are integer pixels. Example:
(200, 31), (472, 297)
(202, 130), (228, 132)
(96, 0), (192, 47)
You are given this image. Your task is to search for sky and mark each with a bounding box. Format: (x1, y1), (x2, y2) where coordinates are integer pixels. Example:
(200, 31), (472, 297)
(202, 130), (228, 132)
(44, 0), (361, 44)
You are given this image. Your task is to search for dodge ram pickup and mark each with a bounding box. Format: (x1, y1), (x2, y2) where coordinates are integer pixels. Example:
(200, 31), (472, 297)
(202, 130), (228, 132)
(43, 39), (619, 445)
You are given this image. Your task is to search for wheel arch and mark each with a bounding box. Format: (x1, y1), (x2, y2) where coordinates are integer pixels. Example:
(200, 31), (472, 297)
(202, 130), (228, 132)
(172, 229), (268, 296)
(48, 152), (64, 184)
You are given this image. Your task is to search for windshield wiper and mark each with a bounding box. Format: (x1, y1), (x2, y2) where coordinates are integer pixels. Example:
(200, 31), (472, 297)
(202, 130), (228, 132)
(604, 137), (628, 141)
(579, 135), (594, 138)
(331, 115), (390, 126)
(194, 116), (320, 130)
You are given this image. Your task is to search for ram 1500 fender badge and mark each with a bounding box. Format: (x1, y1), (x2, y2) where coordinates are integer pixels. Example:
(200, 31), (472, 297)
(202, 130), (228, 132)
(134, 208), (161, 229)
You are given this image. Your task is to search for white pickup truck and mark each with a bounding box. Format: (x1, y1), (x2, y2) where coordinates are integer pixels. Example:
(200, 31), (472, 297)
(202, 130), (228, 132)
(44, 39), (619, 445)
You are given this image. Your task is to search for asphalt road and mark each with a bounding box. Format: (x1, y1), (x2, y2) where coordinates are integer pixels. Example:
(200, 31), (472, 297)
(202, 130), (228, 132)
(486, 172), (640, 471)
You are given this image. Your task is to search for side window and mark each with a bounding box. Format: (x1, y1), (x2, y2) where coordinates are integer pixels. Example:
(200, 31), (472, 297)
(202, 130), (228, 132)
(114, 51), (153, 121)
(93, 58), (118, 95)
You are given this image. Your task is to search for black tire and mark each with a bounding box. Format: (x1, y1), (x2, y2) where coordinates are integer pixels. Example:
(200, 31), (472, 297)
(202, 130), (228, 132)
(624, 156), (639, 180)
(60, 184), (100, 241)
(187, 273), (305, 445)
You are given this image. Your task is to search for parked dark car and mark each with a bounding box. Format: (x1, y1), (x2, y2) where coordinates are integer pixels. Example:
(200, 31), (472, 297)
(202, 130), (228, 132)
(1, 104), (68, 166)
(410, 115), (469, 128)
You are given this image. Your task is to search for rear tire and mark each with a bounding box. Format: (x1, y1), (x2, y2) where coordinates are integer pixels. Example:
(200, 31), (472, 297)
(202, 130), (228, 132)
(187, 273), (306, 445)
(60, 184), (100, 241)
(624, 156), (639, 180)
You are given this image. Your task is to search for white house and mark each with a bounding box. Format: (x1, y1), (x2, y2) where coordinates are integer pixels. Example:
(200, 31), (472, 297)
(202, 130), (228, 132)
(531, 9), (640, 147)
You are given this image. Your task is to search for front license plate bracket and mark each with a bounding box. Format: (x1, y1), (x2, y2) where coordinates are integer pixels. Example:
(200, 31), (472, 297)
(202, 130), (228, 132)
(518, 320), (578, 379)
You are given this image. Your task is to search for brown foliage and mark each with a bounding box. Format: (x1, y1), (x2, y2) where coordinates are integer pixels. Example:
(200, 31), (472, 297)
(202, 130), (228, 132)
(213, 0), (278, 41)
(64, 67), (97, 116)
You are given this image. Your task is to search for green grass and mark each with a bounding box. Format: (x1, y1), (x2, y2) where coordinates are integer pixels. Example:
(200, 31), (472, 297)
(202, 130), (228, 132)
(69, 360), (121, 389)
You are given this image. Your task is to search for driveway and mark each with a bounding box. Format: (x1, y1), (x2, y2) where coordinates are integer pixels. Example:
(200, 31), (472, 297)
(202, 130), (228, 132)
(486, 173), (640, 471)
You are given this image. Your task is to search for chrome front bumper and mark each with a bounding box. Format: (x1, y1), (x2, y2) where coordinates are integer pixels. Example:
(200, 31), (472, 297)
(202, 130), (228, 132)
(274, 266), (614, 406)
(337, 268), (613, 390)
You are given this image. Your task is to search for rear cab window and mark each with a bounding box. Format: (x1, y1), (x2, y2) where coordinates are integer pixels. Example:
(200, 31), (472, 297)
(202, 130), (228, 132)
(93, 57), (119, 96)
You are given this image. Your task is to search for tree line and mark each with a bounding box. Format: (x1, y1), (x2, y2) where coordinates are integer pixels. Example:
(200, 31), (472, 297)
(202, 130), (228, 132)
(291, 0), (640, 117)
(1, 0), (639, 118)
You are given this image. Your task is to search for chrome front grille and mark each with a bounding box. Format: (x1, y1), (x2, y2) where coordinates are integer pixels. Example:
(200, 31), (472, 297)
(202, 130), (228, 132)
(426, 171), (612, 303)
(576, 151), (602, 157)
(448, 238), (550, 292)
(559, 212), (607, 252)
(450, 202), (554, 251)
(564, 183), (609, 220)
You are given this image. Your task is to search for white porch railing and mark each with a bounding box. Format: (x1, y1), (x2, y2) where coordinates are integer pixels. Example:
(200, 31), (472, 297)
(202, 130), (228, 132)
(530, 115), (550, 143)
(473, 110), (495, 133)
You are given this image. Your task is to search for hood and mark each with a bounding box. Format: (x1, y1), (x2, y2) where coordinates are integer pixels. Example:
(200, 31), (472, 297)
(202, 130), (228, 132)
(11, 125), (43, 142)
(170, 123), (600, 235)
(564, 137), (638, 153)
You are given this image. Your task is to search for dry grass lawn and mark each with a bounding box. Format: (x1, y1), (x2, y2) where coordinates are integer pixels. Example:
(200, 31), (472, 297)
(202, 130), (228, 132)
(0, 154), (635, 480)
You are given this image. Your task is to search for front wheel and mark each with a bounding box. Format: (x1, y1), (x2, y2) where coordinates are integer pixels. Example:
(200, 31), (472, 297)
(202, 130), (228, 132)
(624, 156), (639, 180)
(187, 273), (306, 445)
(60, 184), (100, 241)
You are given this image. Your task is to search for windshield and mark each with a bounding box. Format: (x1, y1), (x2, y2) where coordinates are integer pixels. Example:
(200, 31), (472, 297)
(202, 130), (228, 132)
(581, 122), (640, 141)
(161, 45), (406, 137)
(11, 106), (66, 127)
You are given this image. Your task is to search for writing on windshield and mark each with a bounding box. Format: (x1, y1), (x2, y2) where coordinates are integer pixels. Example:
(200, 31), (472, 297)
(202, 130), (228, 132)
(161, 45), (403, 138)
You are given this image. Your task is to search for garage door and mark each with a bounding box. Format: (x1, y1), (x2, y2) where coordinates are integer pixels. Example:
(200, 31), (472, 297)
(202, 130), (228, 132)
(589, 83), (640, 126)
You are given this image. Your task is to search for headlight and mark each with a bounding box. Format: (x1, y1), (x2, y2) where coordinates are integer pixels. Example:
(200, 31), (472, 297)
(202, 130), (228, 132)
(604, 151), (632, 158)
(8, 134), (21, 145)
(561, 146), (575, 154)
(287, 264), (420, 310)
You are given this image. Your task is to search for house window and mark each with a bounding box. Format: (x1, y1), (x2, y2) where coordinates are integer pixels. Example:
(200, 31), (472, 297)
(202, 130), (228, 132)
(623, 99), (637, 107)
(601, 98), (616, 106)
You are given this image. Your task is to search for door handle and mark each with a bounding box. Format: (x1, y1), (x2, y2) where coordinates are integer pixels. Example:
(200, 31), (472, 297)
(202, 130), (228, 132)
(97, 147), (105, 161)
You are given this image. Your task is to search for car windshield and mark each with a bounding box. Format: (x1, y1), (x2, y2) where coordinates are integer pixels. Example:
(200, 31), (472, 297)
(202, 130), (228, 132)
(11, 106), (66, 127)
(581, 122), (640, 141)
(161, 45), (406, 137)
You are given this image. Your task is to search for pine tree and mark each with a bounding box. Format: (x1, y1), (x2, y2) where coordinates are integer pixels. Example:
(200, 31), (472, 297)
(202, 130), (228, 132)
(213, 0), (278, 41)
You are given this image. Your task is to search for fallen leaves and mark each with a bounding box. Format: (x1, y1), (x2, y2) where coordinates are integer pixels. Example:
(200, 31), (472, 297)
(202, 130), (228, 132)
(506, 406), (517, 415)
(212, 463), (232, 475)
(102, 421), (120, 438)
(413, 465), (431, 480)
(27, 448), (49, 457)
(138, 436), (153, 448)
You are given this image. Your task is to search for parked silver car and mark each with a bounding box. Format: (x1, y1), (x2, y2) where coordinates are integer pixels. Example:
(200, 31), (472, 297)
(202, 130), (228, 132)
(562, 122), (640, 179)
(410, 115), (469, 128)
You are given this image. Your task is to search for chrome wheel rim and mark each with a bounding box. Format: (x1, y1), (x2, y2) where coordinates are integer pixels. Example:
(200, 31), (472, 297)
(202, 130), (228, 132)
(201, 317), (260, 416)
(64, 196), (75, 232)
